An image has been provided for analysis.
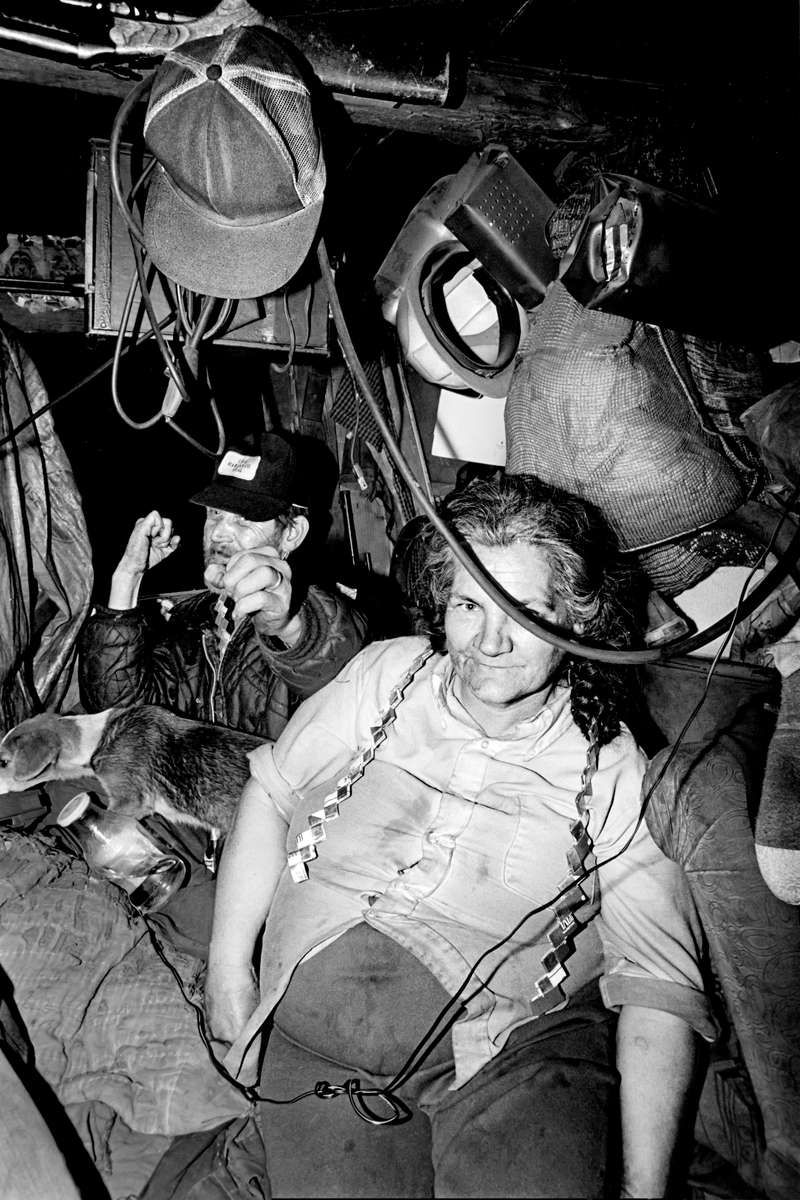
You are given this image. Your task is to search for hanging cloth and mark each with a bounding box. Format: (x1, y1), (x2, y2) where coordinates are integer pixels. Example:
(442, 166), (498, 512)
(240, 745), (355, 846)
(0, 321), (93, 727)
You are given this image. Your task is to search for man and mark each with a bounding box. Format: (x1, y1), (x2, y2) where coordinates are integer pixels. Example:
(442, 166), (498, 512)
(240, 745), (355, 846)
(79, 430), (367, 738)
(78, 431), (367, 955)
(205, 473), (714, 1199)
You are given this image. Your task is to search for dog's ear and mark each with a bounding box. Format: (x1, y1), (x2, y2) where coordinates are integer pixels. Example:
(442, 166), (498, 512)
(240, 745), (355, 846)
(7, 727), (60, 783)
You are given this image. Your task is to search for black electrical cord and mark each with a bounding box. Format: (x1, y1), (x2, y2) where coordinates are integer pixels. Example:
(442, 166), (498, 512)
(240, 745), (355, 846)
(163, 291), (228, 456)
(318, 239), (800, 665)
(0, 74), (230, 458)
(0, 313), (180, 452)
(129, 229), (194, 404)
(109, 74), (231, 457)
(271, 289), (298, 373)
(110, 75), (195, 406)
(176, 286), (234, 343)
(111, 254), (168, 430)
(391, 330), (436, 505)
(109, 73), (152, 248)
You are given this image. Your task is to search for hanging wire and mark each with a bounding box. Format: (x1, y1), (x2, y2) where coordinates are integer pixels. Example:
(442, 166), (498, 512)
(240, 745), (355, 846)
(0, 313), (180, 452)
(162, 293), (228, 457)
(164, 415), (223, 459)
(129, 232), (192, 401)
(302, 279), (314, 347)
(107, 70), (226, 458)
(271, 289), (298, 373)
(111, 258), (168, 430)
(109, 241), (225, 457)
(178, 382), (227, 459)
(176, 286), (234, 343)
(109, 74), (153, 247)
(275, 292), (301, 423)
(109, 77), (193, 411)
(390, 330), (435, 506)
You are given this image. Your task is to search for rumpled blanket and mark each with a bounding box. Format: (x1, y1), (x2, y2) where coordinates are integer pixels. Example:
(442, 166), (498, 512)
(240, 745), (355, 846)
(0, 830), (250, 1190)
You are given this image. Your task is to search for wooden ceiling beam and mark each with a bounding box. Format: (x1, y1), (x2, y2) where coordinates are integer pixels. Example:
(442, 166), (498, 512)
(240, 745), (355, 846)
(0, 46), (135, 98)
(0, 43), (664, 151)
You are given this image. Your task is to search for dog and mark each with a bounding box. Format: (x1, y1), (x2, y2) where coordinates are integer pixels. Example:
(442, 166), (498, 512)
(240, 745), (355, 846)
(0, 705), (265, 833)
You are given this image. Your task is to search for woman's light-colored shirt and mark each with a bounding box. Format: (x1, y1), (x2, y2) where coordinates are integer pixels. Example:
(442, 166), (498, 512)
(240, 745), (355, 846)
(228, 637), (714, 1088)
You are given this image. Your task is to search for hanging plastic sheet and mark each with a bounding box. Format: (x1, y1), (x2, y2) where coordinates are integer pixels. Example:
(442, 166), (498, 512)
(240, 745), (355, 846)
(0, 322), (93, 727)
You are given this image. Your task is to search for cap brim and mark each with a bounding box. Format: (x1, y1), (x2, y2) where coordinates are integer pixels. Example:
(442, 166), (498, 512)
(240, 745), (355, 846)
(190, 481), (287, 522)
(143, 166), (324, 300)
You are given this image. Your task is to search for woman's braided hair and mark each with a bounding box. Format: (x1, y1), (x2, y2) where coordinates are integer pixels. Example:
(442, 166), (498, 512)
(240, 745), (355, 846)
(411, 473), (648, 747)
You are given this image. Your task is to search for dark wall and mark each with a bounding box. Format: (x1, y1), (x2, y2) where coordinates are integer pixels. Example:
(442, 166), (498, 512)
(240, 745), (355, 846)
(37, 335), (281, 599)
(0, 85), (119, 236)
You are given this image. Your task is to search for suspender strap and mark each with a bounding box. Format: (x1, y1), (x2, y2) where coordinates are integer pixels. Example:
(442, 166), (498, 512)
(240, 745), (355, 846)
(529, 723), (601, 1012)
(287, 647), (436, 883)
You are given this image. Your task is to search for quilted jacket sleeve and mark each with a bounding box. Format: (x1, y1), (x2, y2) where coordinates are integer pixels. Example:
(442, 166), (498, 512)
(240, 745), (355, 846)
(78, 604), (192, 712)
(78, 584), (368, 719)
(256, 583), (368, 700)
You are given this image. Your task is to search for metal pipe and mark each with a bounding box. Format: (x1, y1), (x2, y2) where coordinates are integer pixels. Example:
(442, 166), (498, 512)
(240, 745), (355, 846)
(0, 5), (460, 104)
(0, 23), (113, 60)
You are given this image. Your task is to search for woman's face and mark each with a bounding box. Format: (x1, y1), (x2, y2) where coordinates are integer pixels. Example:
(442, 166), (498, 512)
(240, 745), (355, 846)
(445, 541), (577, 725)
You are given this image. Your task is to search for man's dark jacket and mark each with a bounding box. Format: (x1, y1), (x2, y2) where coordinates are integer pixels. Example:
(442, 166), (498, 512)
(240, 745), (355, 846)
(79, 584), (367, 738)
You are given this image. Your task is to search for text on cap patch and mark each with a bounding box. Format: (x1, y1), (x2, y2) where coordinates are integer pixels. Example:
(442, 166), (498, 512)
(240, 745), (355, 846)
(217, 451), (260, 480)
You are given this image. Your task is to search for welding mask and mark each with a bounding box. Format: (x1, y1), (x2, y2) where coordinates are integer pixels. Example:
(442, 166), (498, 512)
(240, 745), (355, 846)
(376, 145), (557, 397)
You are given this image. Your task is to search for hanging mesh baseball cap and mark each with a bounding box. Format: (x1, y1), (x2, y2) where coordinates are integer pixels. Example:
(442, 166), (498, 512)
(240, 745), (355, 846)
(142, 24), (326, 299)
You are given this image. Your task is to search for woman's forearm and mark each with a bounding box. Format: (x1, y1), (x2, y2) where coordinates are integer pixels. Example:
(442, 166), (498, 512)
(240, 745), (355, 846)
(208, 776), (289, 972)
(617, 1004), (698, 1197)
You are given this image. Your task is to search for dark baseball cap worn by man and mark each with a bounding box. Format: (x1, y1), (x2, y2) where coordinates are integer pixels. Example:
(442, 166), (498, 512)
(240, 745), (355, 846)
(142, 24), (326, 300)
(190, 432), (310, 522)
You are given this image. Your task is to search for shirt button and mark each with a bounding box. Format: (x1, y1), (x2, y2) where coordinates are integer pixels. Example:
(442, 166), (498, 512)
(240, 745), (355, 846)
(480, 739), (489, 749)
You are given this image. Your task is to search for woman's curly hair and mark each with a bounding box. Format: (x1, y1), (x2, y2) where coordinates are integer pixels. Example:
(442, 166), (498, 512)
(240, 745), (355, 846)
(410, 474), (648, 746)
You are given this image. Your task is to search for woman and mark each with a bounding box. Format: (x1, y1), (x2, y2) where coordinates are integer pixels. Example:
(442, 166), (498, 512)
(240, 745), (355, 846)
(205, 474), (714, 1198)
